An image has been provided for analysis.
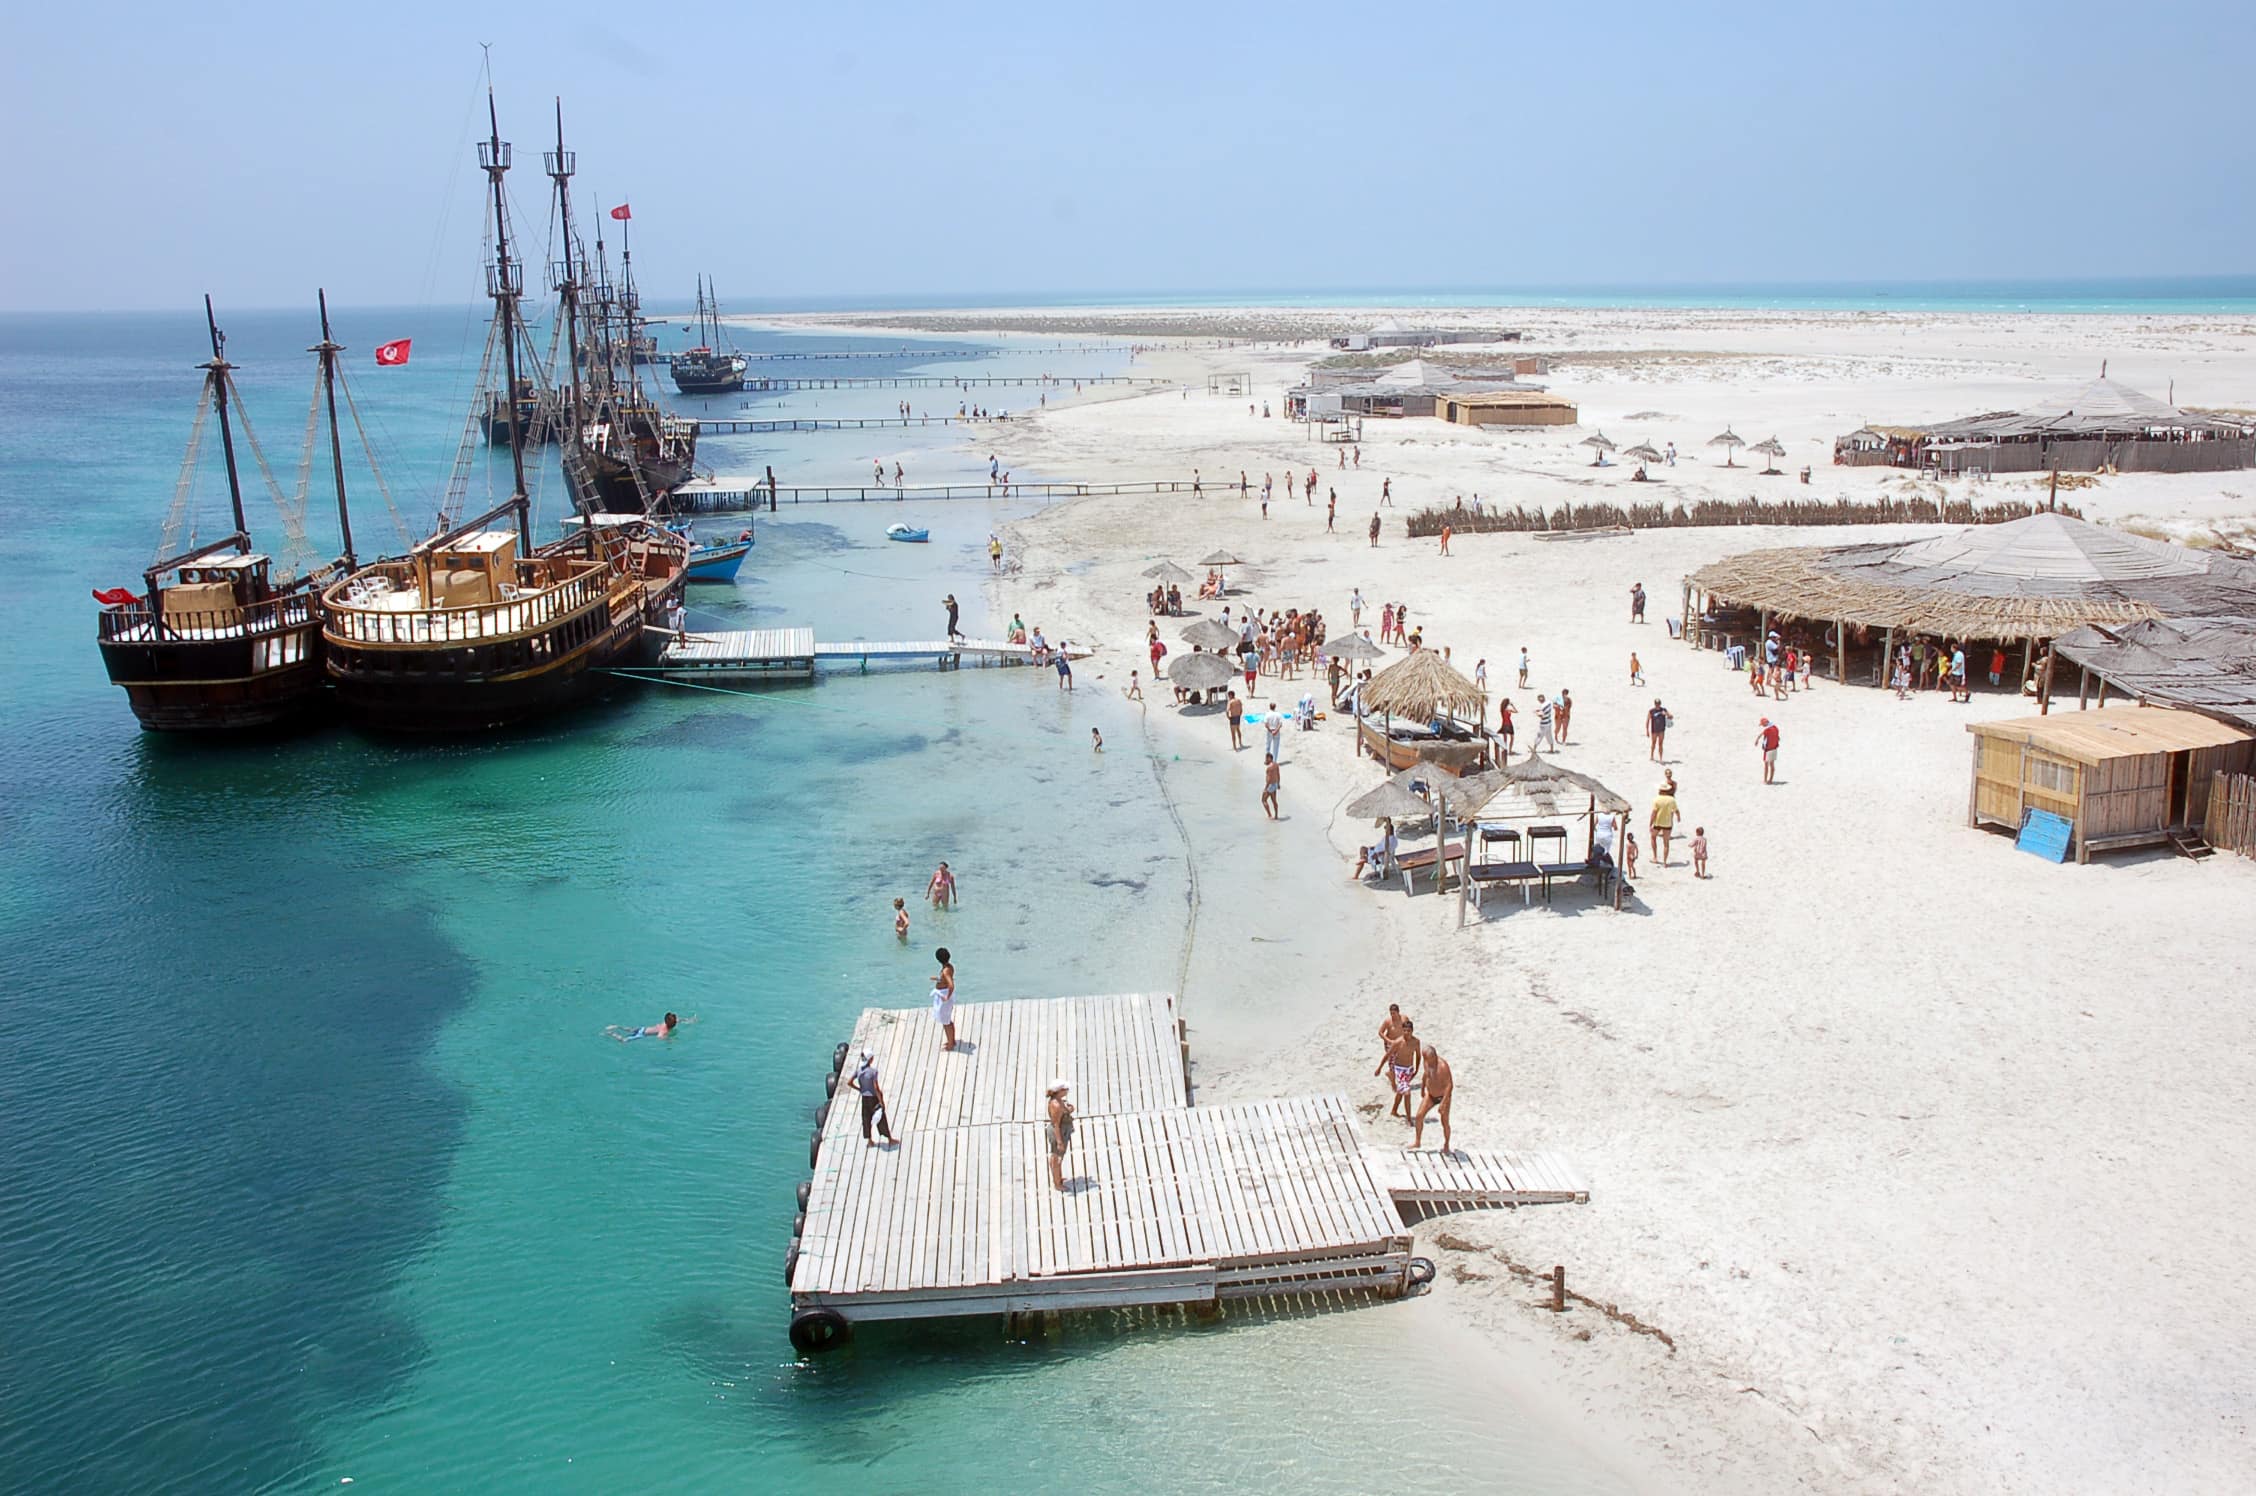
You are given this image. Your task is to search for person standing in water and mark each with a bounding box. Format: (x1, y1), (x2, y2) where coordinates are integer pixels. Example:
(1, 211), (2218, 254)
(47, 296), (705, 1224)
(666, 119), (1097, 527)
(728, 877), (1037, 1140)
(931, 947), (958, 1051)
(893, 898), (910, 940)
(1045, 1080), (1075, 1191)
(927, 861), (957, 908)
(607, 1012), (691, 1042)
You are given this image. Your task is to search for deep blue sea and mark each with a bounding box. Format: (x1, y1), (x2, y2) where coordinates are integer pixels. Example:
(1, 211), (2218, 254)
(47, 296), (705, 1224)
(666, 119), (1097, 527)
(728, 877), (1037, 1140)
(0, 308), (1646, 1492)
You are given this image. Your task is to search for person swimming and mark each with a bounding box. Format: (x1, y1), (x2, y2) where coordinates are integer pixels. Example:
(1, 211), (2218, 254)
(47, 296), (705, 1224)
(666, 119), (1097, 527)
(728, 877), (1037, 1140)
(607, 1012), (690, 1042)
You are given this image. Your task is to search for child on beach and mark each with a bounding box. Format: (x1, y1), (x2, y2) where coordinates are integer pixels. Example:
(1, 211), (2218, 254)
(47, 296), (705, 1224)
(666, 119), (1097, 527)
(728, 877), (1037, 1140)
(1629, 651), (1643, 685)
(1691, 827), (1709, 879)
(893, 898), (910, 940)
(1517, 648), (1530, 687)
(1092, 728), (1103, 753)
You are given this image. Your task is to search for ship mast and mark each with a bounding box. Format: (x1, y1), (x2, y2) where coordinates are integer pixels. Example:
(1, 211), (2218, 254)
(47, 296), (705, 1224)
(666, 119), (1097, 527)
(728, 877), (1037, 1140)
(544, 99), (586, 447)
(479, 88), (532, 551)
(202, 295), (252, 550)
(313, 290), (357, 569)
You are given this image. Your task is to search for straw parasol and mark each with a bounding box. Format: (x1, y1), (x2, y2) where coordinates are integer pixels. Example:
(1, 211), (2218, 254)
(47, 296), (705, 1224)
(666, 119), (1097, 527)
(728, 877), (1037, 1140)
(1708, 428), (1746, 467)
(1579, 432), (1617, 466)
(1361, 649), (1486, 721)
(1198, 549), (1243, 594)
(1748, 435), (1787, 475)
(1345, 775), (1435, 822)
(1180, 618), (1242, 650)
(1142, 560), (1196, 585)
(1621, 441), (1663, 465)
(1166, 649), (1237, 692)
(1456, 752), (1632, 925)
(1322, 631), (1387, 662)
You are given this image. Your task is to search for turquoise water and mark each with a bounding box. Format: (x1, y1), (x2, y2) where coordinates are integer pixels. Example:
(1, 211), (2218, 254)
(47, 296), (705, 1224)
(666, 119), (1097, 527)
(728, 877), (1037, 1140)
(0, 310), (1643, 1493)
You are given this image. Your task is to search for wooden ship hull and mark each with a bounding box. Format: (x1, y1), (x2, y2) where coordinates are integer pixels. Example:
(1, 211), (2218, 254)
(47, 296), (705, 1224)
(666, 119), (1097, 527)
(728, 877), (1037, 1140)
(1357, 715), (1491, 775)
(95, 592), (327, 732)
(669, 352), (744, 396)
(478, 392), (558, 446)
(585, 444), (697, 512)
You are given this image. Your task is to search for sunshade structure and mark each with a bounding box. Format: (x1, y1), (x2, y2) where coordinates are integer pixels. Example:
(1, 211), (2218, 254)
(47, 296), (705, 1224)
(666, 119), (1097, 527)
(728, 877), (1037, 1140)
(1621, 442), (1664, 465)
(1198, 549), (1243, 594)
(1455, 754), (1633, 925)
(1689, 513), (2256, 647)
(1142, 560), (1197, 586)
(1361, 649), (1487, 721)
(1747, 436), (1788, 475)
(1321, 631), (1388, 662)
(1708, 428), (1746, 466)
(2051, 616), (2256, 729)
(1579, 432), (1617, 465)
(1166, 649), (1239, 694)
(1180, 618), (1243, 650)
(1832, 377), (2255, 475)
(1344, 773), (1437, 822)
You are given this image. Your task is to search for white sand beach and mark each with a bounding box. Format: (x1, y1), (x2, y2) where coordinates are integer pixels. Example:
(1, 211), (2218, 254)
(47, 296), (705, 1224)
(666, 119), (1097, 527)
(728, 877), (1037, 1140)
(757, 304), (2256, 1492)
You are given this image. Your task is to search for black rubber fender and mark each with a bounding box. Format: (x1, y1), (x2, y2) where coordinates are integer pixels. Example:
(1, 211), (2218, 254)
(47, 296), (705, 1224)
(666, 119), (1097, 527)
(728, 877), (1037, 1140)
(784, 1239), (799, 1288)
(824, 1071), (838, 1099)
(796, 1179), (812, 1210)
(789, 1304), (849, 1355)
(809, 1129), (823, 1168)
(793, 1209), (806, 1238)
(812, 1099), (830, 1128)
(831, 1041), (851, 1075)
(1407, 1256), (1438, 1291)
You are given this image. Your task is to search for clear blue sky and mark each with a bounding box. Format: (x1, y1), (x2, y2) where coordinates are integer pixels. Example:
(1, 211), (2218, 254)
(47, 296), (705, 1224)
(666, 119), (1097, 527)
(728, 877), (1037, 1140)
(4, 0), (2251, 311)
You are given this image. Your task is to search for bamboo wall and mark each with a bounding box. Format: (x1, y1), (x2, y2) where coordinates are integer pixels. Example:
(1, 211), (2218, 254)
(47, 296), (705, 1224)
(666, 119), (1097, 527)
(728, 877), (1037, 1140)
(1969, 735), (2081, 830)
(2205, 772), (2256, 857)
(2079, 752), (2172, 842)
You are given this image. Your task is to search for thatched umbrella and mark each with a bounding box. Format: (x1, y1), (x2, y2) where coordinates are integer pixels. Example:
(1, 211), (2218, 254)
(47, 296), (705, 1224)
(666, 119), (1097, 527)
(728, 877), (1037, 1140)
(1142, 560), (1196, 585)
(1362, 648), (1486, 722)
(1180, 618), (1242, 650)
(1198, 549), (1243, 594)
(1456, 751), (1633, 925)
(1748, 436), (1787, 475)
(1166, 649), (1237, 696)
(1579, 431), (1617, 466)
(1621, 441), (1663, 465)
(1345, 775), (1434, 822)
(1708, 428), (1746, 467)
(1322, 631), (1387, 662)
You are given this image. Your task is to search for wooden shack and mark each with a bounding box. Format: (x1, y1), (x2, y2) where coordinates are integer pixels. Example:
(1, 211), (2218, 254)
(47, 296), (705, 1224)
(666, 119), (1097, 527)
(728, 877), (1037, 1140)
(1966, 706), (2254, 861)
(1437, 390), (1579, 427)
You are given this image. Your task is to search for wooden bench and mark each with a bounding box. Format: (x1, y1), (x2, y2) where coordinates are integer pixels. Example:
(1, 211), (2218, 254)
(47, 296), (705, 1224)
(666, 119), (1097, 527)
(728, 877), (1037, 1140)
(1394, 844), (1465, 894)
(1468, 860), (1543, 907)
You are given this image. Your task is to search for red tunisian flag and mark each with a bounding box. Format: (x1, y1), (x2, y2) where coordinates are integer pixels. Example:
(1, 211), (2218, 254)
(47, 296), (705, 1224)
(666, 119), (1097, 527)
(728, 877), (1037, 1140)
(374, 338), (412, 367)
(609, 203), (632, 221)
(92, 586), (140, 606)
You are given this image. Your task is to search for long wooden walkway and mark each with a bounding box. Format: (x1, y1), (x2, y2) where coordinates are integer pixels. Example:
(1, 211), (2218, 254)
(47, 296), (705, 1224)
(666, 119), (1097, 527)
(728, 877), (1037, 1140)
(650, 630), (1090, 679)
(692, 414), (1014, 435)
(760, 375), (1161, 391)
(669, 476), (1217, 511)
(784, 993), (1590, 1350)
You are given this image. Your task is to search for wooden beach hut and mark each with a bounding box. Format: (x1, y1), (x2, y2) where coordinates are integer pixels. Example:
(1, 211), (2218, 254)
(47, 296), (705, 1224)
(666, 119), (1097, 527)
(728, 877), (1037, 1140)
(1965, 706), (2253, 862)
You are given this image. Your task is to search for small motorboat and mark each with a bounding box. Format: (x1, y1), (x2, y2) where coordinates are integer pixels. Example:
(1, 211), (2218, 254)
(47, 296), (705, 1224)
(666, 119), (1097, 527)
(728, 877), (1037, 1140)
(885, 523), (929, 543)
(684, 537), (752, 583)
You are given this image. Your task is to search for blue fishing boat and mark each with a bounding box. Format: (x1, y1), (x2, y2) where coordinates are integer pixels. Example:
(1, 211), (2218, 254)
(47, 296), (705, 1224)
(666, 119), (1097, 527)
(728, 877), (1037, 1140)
(684, 536), (752, 583)
(885, 523), (929, 543)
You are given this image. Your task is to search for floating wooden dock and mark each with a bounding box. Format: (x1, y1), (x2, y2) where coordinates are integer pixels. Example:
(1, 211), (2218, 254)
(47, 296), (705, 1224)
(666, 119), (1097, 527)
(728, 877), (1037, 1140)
(692, 413), (1015, 436)
(669, 476), (1217, 511)
(650, 630), (1090, 681)
(783, 993), (1587, 1352)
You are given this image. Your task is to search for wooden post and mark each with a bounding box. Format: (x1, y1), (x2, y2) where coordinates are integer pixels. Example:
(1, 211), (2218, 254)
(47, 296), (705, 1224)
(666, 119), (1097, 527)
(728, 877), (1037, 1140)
(2079, 667), (2090, 710)
(1834, 617), (1847, 686)
(1551, 1265), (1567, 1312)
(1881, 626), (1894, 689)
(2021, 638), (2034, 700)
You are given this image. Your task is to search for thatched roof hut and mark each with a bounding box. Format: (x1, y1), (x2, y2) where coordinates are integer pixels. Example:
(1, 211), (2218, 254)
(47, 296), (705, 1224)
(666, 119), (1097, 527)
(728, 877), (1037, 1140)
(1689, 513), (2256, 644)
(1362, 649), (1486, 720)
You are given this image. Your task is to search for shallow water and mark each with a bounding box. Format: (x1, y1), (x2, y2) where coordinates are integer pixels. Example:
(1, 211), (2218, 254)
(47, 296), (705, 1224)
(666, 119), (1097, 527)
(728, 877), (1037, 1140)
(0, 309), (1644, 1493)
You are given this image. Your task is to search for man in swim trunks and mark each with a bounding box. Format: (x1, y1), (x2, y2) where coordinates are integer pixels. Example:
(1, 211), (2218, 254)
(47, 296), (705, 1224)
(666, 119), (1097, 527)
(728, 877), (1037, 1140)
(608, 1012), (689, 1042)
(1411, 1042), (1454, 1151)
(852, 1051), (894, 1146)
(1373, 1004), (1407, 1079)
(1046, 1080), (1075, 1192)
(1261, 753), (1280, 819)
(1385, 1019), (1421, 1120)
(1226, 691), (1245, 750)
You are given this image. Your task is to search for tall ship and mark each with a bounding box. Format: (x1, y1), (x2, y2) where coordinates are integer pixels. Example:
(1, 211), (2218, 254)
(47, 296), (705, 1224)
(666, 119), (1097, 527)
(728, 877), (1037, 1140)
(478, 374), (557, 446)
(669, 276), (746, 396)
(319, 93), (687, 733)
(93, 296), (358, 731)
(567, 186), (697, 510)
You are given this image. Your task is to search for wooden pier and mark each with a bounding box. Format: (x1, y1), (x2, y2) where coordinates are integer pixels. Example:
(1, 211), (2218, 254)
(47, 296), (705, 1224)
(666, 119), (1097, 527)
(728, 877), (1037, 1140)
(669, 476), (1221, 511)
(756, 375), (1162, 391)
(691, 413), (1012, 436)
(650, 630), (1090, 681)
(784, 993), (1588, 1352)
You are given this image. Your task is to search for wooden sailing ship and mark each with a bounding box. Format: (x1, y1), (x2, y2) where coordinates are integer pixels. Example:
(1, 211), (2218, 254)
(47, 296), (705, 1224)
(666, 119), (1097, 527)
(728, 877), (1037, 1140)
(319, 93), (686, 733)
(569, 189), (696, 510)
(669, 275), (746, 395)
(94, 297), (355, 731)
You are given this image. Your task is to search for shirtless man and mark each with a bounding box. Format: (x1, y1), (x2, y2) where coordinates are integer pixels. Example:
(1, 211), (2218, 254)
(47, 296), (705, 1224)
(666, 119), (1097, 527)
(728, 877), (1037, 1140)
(1384, 1019), (1421, 1120)
(1372, 1004), (1407, 1080)
(1411, 1042), (1454, 1151)
(607, 1012), (691, 1042)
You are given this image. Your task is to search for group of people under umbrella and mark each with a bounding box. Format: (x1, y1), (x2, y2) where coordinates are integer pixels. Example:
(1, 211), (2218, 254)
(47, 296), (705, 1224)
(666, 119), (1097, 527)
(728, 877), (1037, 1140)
(1577, 427), (1791, 480)
(1143, 553), (1241, 615)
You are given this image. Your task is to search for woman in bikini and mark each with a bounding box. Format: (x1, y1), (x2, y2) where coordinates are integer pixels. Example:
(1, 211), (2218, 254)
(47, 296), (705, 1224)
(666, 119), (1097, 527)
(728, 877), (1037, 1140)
(1045, 1080), (1075, 1191)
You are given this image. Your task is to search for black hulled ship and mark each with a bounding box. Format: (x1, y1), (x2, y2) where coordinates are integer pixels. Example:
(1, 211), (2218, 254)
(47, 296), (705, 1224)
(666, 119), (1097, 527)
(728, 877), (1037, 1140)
(669, 276), (746, 396)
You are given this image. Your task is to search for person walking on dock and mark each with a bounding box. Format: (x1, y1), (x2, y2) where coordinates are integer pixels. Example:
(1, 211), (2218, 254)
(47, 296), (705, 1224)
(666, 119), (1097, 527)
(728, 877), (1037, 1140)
(852, 1051), (895, 1147)
(932, 948), (958, 1051)
(875, 459), (886, 487)
(943, 593), (964, 642)
(1046, 1080), (1075, 1192)
(1411, 1042), (1454, 1152)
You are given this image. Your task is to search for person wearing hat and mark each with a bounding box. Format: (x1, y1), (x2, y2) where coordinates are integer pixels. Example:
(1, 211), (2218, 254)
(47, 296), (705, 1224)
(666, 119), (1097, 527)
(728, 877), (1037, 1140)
(1045, 1079), (1075, 1192)
(852, 1050), (894, 1147)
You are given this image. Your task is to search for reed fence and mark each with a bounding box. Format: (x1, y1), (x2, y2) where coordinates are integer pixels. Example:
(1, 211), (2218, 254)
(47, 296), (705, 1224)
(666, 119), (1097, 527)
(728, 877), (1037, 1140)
(2204, 771), (2256, 857)
(1402, 495), (2082, 539)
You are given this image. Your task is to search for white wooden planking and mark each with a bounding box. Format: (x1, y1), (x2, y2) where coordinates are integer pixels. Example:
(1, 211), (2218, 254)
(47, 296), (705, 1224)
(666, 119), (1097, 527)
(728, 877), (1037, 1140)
(1367, 1146), (1591, 1206)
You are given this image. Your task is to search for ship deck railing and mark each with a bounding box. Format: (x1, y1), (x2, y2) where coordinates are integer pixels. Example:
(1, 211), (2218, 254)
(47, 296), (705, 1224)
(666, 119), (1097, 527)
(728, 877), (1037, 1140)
(322, 564), (612, 646)
(98, 592), (318, 643)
